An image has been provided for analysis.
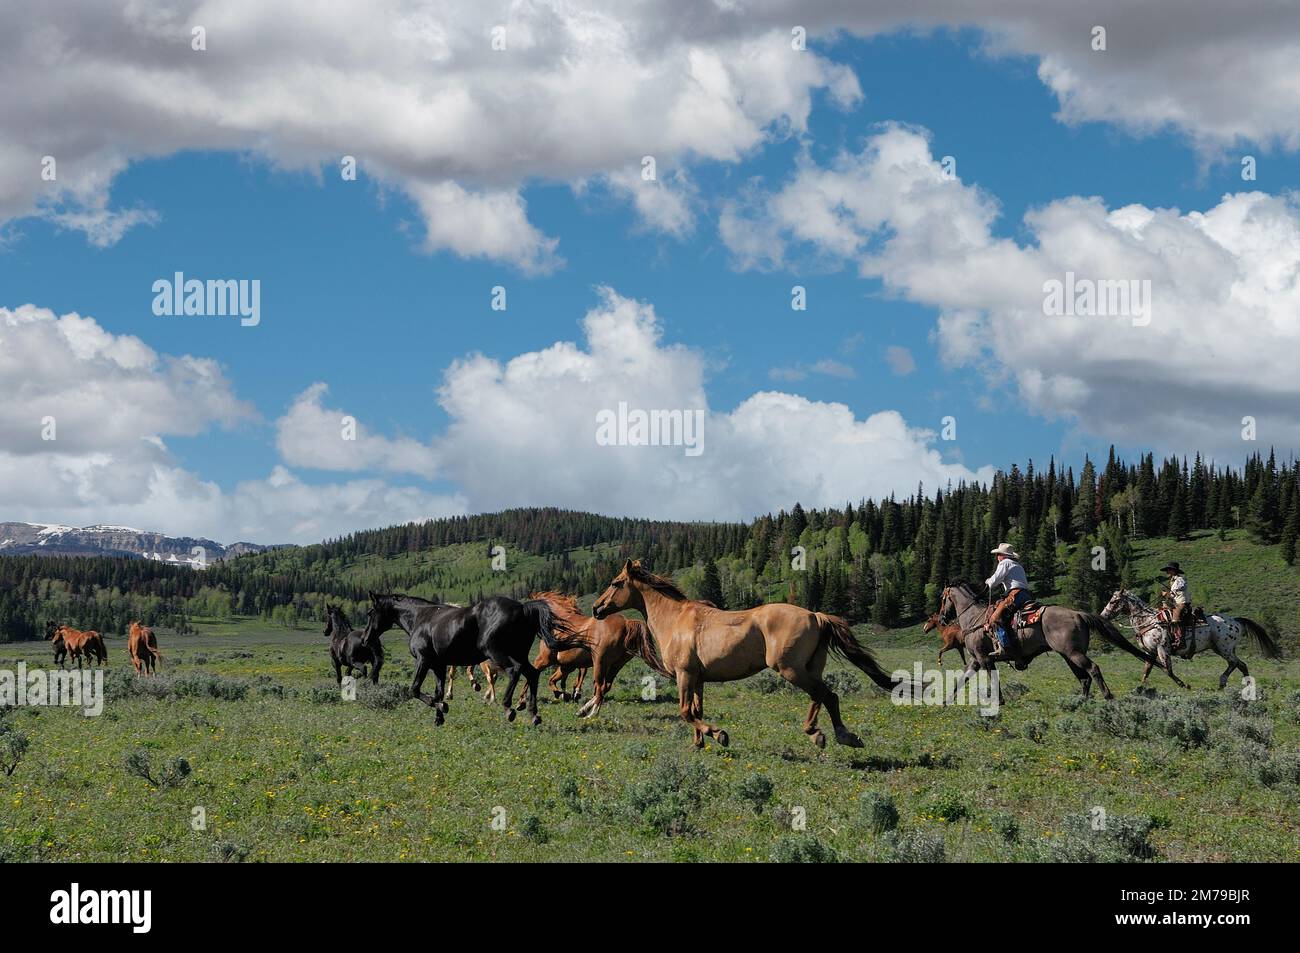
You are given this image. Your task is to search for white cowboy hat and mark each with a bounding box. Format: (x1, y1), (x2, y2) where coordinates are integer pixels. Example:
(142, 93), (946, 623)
(990, 542), (1020, 559)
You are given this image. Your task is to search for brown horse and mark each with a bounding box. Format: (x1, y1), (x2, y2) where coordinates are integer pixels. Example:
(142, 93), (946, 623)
(525, 590), (667, 718)
(446, 663), (500, 702)
(592, 560), (909, 749)
(58, 625), (108, 668)
(922, 613), (966, 667)
(128, 621), (162, 676)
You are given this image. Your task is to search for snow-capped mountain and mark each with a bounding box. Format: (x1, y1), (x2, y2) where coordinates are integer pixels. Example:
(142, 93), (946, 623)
(0, 522), (276, 566)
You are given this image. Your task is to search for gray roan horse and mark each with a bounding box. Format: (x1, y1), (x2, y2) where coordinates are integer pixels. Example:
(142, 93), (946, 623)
(1100, 588), (1280, 689)
(939, 581), (1157, 702)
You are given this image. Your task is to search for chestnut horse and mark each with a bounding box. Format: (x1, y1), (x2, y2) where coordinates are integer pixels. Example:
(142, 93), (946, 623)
(128, 621), (162, 676)
(55, 624), (107, 668)
(592, 560), (910, 749)
(525, 590), (668, 718)
(45, 620), (68, 667)
(922, 613), (966, 667)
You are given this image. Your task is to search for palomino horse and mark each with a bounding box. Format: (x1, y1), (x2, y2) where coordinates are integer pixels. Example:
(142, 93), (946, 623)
(591, 560), (910, 749)
(526, 590), (669, 719)
(922, 613), (966, 667)
(939, 581), (1155, 702)
(324, 605), (382, 685)
(45, 621), (68, 667)
(54, 624), (108, 669)
(361, 592), (583, 726)
(127, 622), (162, 676)
(1101, 589), (1280, 689)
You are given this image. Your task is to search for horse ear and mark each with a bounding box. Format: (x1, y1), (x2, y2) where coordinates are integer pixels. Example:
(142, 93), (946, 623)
(622, 558), (634, 573)
(369, 591), (379, 603)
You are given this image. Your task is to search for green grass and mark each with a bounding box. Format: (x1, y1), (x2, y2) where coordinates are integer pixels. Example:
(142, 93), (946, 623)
(2, 614), (1298, 862)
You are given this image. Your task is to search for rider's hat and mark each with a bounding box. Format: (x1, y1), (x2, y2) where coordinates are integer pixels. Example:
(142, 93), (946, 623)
(990, 542), (1020, 560)
(1160, 561), (1182, 574)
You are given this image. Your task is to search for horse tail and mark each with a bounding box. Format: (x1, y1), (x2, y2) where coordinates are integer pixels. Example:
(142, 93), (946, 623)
(816, 613), (911, 695)
(628, 620), (672, 679)
(1082, 612), (1157, 665)
(521, 599), (588, 652)
(1236, 618), (1282, 659)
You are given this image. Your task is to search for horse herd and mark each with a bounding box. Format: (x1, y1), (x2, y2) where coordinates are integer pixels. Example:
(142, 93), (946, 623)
(44, 620), (161, 675)
(41, 559), (1283, 750)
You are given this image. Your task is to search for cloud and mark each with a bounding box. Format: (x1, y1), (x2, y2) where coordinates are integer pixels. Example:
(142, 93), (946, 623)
(430, 287), (989, 519)
(884, 345), (916, 376)
(275, 383), (440, 478)
(0, 304), (462, 543)
(0, 1), (860, 260)
(769, 358), (856, 382)
(720, 125), (1300, 454)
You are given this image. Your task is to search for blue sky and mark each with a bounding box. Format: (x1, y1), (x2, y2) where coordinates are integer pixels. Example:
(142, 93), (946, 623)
(3, 7), (1298, 543)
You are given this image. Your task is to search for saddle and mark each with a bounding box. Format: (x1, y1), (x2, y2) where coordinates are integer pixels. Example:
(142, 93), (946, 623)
(1014, 602), (1046, 628)
(1156, 606), (1206, 625)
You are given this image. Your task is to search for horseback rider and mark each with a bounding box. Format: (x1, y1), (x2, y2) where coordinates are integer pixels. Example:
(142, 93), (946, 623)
(1160, 561), (1191, 650)
(985, 543), (1032, 661)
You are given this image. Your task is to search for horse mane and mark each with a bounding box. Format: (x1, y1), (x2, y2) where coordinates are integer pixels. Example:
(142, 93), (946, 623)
(529, 590), (582, 616)
(948, 579), (985, 597)
(624, 618), (672, 678)
(627, 564), (690, 601)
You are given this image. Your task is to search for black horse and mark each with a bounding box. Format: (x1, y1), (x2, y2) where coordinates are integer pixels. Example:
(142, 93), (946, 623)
(45, 620), (67, 668)
(325, 604), (383, 685)
(361, 592), (584, 726)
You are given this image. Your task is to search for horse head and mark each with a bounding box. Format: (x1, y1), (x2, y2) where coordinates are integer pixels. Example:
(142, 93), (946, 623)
(1100, 588), (1130, 621)
(361, 592), (398, 648)
(592, 559), (639, 619)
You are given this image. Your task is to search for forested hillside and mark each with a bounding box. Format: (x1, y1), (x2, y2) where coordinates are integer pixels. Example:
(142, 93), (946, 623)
(2, 448), (1296, 643)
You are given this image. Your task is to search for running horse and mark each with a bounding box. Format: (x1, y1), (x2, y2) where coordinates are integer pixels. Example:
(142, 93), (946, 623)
(591, 560), (912, 749)
(324, 605), (382, 685)
(45, 620), (67, 667)
(1101, 588), (1280, 689)
(524, 590), (669, 719)
(922, 612), (966, 667)
(53, 624), (108, 669)
(939, 581), (1156, 702)
(128, 622), (162, 676)
(360, 592), (584, 726)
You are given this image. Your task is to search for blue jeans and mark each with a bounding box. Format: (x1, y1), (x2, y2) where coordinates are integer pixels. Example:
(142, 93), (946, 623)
(996, 589), (1031, 647)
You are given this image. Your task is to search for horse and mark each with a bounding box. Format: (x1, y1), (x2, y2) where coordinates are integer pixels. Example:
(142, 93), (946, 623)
(939, 581), (1155, 702)
(591, 559), (911, 749)
(325, 604), (383, 685)
(922, 612), (966, 667)
(361, 592), (584, 726)
(56, 624), (108, 669)
(524, 590), (669, 719)
(45, 620), (67, 667)
(446, 662), (499, 702)
(127, 622), (162, 676)
(1101, 588), (1280, 689)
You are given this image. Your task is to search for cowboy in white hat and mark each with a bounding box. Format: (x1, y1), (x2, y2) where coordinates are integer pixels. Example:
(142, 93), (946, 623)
(985, 542), (1032, 661)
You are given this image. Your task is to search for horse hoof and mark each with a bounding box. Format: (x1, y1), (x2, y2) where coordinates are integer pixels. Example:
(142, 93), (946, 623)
(835, 729), (864, 748)
(812, 730), (826, 749)
(506, 708), (516, 722)
(437, 702), (449, 714)
(715, 730), (729, 748)
(532, 715), (542, 727)
(473, 683), (481, 692)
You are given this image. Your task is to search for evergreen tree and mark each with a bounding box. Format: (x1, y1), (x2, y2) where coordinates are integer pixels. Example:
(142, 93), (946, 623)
(699, 557), (726, 609)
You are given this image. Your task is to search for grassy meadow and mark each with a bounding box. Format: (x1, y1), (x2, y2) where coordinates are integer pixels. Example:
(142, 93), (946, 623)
(2, 612), (1298, 862)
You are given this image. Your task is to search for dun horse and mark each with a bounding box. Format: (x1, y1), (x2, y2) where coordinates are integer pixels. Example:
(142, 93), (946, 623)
(128, 622), (162, 676)
(939, 581), (1155, 701)
(361, 592), (584, 726)
(325, 605), (383, 685)
(592, 560), (911, 749)
(525, 590), (669, 719)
